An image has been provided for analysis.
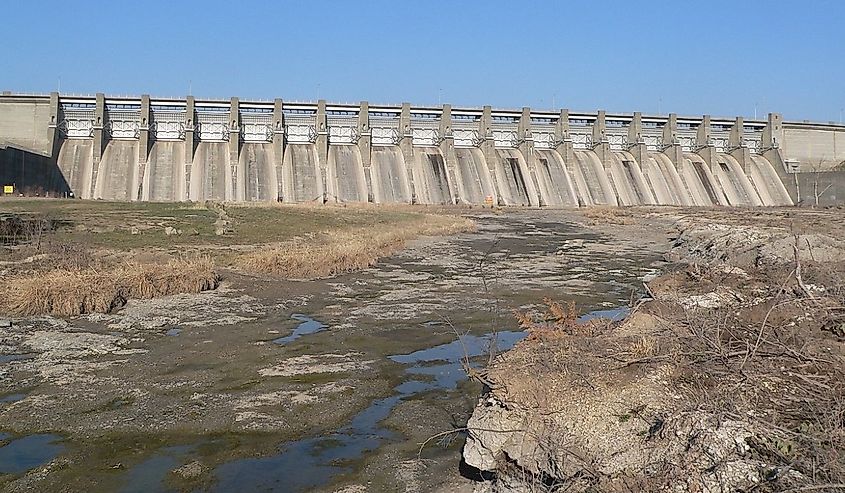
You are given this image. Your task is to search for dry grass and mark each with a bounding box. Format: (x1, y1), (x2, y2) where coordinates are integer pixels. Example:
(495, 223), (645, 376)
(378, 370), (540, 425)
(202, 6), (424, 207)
(1, 202), (475, 317)
(581, 206), (635, 225)
(235, 214), (476, 279)
(0, 257), (220, 317)
(628, 335), (660, 358)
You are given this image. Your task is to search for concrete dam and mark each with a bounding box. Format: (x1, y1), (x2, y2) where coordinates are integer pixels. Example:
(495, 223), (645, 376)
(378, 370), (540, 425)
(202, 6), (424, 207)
(3, 92), (845, 206)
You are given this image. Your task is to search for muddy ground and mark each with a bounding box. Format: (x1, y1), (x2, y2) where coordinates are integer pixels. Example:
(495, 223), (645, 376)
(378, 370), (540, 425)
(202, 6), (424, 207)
(0, 207), (673, 492)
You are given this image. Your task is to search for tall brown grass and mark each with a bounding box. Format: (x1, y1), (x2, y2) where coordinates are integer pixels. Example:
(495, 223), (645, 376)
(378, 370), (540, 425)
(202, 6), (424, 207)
(582, 206), (634, 225)
(236, 214), (476, 279)
(0, 257), (219, 317)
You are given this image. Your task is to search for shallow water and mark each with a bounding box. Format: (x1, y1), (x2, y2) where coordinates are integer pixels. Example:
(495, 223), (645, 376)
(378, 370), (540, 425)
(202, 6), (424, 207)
(0, 434), (64, 474)
(272, 314), (327, 345)
(579, 306), (630, 322)
(210, 307), (618, 492)
(212, 329), (526, 492)
(118, 445), (195, 493)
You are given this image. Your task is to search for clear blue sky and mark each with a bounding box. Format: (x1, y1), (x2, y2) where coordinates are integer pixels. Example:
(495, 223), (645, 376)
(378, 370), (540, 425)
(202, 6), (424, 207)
(4, 0), (844, 121)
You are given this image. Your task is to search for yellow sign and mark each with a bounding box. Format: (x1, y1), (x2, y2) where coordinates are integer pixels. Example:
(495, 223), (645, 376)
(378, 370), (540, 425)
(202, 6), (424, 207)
(484, 195), (494, 206)
(2, 185), (13, 195)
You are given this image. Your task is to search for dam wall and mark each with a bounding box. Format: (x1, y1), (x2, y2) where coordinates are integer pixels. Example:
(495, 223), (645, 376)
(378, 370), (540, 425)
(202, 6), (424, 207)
(3, 92), (845, 206)
(782, 122), (845, 171)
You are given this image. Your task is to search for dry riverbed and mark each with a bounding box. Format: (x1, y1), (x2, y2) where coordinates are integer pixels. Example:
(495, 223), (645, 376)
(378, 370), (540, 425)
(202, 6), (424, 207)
(0, 203), (670, 492)
(7, 203), (838, 492)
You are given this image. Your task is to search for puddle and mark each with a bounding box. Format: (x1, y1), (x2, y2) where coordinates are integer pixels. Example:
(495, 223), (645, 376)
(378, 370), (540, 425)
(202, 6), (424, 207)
(213, 397), (398, 492)
(0, 434), (64, 474)
(0, 354), (35, 364)
(118, 444), (194, 493)
(0, 394), (25, 403)
(165, 328), (182, 337)
(272, 314), (327, 345)
(211, 330), (525, 492)
(390, 331), (526, 391)
(210, 307), (626, 492)
(579, 307), (630, 322)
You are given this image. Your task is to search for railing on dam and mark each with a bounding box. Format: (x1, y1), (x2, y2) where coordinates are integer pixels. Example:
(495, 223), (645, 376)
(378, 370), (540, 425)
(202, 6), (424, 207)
(13, 92), (821, 159)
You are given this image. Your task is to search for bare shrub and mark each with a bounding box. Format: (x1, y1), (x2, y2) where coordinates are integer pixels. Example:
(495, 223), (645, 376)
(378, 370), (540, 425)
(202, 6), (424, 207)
(673, 299), (845, 488)
(514, 298), (611, 340)
(0, 215), (53, 246)
(629, 335), (659, 358)
(40, 241), (94, 270)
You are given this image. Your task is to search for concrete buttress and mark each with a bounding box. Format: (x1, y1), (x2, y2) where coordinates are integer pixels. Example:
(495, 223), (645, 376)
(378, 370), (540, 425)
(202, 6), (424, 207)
(661, 113), (684, 167)
(184, 96), (196, 201)
(228, 97), (242, 201)
(480, 105), (503, 205)
(90, 93), (105, 197)
(439, 104), (459, 204)
(273, 98), (285, 201)
(47, 92), (61, 190)
(627, 112), (647, 165)
(137, 95), (151, 200)
(518, 107), (544, 206)
(398, 103), (416, 203)
(316, 100), (328, 203)
(729, 116), (750, 172)
(555, 109), (574, 164)
(357, 101), (374, 202)
(696, 115), (717, 171)
(592, 110), (610, 167)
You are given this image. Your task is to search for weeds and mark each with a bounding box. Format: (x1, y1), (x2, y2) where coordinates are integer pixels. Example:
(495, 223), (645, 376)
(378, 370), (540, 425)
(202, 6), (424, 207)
(581, 207), (634, 225)
(0, 257), (219, 317)
(235, 215), (475, 279)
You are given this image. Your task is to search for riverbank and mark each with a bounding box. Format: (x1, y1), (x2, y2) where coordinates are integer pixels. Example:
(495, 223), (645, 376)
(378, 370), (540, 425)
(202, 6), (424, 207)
(463, 207), (845, 492)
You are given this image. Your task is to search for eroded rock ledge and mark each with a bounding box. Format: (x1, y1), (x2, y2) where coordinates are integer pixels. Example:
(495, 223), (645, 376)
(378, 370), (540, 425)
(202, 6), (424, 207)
(463, 214), (845, 492)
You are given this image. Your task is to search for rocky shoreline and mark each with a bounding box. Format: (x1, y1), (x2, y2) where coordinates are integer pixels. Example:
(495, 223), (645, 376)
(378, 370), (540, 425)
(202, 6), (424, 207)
(462, 208), (845, 492)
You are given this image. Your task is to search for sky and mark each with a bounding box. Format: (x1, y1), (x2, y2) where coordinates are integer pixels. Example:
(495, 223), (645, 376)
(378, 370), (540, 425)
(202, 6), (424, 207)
(4, 0), (844, 122)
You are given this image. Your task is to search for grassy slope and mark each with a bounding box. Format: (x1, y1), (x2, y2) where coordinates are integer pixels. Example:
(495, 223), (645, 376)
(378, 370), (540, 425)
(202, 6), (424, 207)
(0, 199), (475, 316)
(1, 199), (451, 250)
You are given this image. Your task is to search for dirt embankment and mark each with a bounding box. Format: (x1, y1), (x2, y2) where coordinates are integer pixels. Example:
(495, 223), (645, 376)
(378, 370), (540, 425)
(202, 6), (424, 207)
(462, 209), (845, 492)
